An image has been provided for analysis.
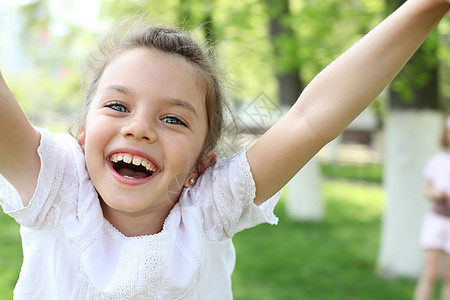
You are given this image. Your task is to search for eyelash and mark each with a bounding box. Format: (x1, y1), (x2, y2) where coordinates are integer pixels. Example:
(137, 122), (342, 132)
(105, 101), (128, 113)
(162, 115), (188, 127)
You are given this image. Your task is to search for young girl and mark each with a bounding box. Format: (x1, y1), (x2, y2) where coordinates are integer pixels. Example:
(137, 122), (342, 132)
(1, 0), (449, 299)
(415, 116), (450, 300)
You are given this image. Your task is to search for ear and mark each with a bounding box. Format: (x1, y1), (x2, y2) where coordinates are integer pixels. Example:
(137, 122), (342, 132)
(78, 127), (86, 152)
(197, 151), (217, 176)
(184, 151), (217, 187)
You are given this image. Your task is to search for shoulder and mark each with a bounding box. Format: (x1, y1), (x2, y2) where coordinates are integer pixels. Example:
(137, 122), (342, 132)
(37, 128), (86, 172)
(182, 149), (253, 210)
(427, 152), (450, 167)
(36, 128), (81, 156)
(182, 148), (279, 240)
(195, 149), (254, 196)
(209, 149), (250, 176)
(3, 128), (94, 228)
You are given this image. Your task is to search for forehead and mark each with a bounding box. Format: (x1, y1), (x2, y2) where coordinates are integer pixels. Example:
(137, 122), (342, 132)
(96, 48), (207, 114)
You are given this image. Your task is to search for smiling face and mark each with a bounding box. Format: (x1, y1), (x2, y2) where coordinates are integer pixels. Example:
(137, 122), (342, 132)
(79, 48), (208, 227)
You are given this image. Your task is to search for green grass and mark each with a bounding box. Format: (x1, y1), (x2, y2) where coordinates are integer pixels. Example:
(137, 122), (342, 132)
(232, 180), (415, 300)
(0, 209), (22, 299)
(321, 163), (383, 183)
(0, 180), (415, 299)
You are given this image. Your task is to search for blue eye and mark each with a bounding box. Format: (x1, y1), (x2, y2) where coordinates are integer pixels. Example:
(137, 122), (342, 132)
(162, 116), (187, 127)
(106, 101), (128, 113)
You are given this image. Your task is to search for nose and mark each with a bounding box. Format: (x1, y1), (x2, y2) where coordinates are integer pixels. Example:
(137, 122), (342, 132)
(121, 116), (157, 143)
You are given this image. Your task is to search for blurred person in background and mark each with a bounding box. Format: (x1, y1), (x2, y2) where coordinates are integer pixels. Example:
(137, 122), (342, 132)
(415, 115), (450, 300)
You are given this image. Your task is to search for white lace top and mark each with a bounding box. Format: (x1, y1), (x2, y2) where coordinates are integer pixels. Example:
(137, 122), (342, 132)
(0, 128), (281, 300)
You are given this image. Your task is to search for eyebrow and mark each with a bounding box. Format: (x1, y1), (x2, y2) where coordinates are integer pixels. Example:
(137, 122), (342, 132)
(103, 85), (199, 119)
(103, 85), (132, 95)
(164, 98), (199, 119)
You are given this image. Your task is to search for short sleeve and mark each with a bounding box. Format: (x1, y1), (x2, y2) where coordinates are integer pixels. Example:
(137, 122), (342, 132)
(424, 155), (439, 180)
(0, 128), (80, 228)
(424, 153), (450, 196)
(186, 149), (281, 241)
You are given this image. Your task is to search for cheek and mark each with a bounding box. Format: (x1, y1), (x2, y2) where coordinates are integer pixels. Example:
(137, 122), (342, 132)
(83, 115), (114, 147)
(82, 121), (112, 171)
(84, 131), (104, 158)
(164, 135), (200, 171)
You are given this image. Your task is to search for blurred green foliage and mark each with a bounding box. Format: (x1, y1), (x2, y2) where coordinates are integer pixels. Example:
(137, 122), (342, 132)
(4, 0), (449, 121)
(6, 0), (418, 119)
(4, 0), (450, 120)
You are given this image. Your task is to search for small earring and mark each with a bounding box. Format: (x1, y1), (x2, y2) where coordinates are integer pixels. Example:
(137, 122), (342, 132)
(189, 178), (196, 185)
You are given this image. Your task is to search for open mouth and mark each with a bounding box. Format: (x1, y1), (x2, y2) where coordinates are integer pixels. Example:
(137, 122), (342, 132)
(109, 153), (157, 179)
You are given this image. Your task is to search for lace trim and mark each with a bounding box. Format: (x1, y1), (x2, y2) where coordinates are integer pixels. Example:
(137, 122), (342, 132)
(0, 177), (21, 213)
(76, 236), (165, 298)
(71, 274), (197, 300)
(75, 219), (202, 299)
(188, 149), (280, 242)
(0, 129), (80, 229)
(101, 202), (180, 240)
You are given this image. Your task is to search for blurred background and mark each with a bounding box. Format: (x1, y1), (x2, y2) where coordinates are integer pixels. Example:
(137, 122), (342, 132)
(1, 0), (450, 299)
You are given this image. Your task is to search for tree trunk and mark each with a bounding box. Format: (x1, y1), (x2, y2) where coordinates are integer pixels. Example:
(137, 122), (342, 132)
(286, 157), (324, 221)
(266, 0), (323, 220)
(267, 0), (303, 106)
(377, 0), (441, 275)
(378, 110), (441, 278)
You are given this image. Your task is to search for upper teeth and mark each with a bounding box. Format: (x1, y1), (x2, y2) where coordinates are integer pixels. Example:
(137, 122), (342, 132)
(110, 153), (156, 172)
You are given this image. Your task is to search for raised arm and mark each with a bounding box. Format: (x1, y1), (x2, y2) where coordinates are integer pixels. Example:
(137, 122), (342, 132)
(248, 0), (450, 204)
(0, 71), (41, 205)
(425, 180), (445, 199)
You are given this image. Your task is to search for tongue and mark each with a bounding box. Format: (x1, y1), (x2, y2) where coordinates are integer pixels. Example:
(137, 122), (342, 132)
(117, 166), (149, 179)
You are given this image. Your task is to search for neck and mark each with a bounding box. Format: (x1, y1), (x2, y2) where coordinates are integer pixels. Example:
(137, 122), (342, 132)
(100, 200), (173, 237)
